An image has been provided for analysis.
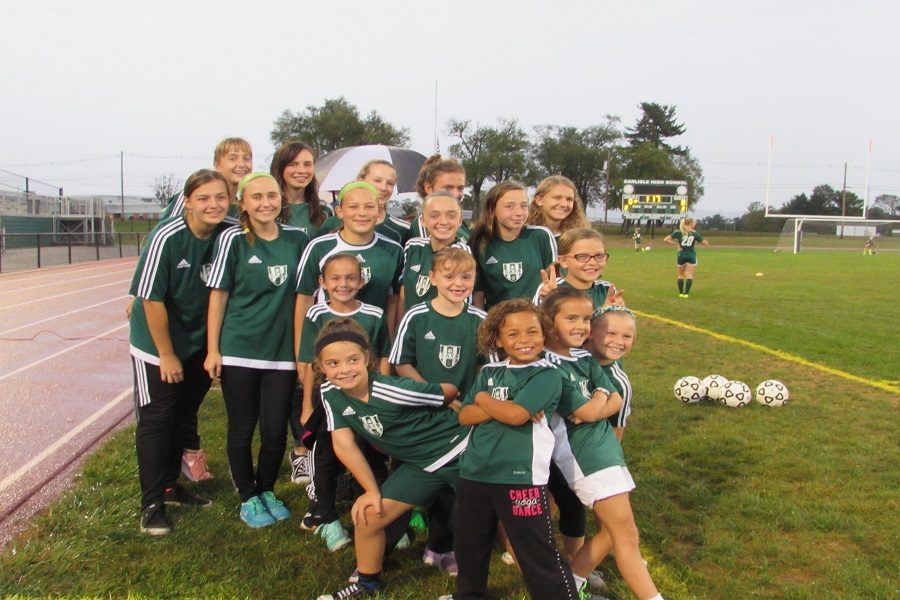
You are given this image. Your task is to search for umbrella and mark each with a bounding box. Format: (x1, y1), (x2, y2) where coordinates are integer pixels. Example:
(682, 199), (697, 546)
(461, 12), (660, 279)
(316, 145), (427, 198)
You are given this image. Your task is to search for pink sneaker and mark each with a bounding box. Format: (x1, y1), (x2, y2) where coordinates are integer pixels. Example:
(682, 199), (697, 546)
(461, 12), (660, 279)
(181, 449), (213, 482)
(423, 548), (458, 576)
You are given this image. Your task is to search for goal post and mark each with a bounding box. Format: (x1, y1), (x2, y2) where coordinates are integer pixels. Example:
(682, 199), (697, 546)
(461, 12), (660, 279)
(773, 216), (897, 254)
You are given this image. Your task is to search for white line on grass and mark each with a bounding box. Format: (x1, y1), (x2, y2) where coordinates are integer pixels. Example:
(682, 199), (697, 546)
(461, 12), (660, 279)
(0, 323), (128, 382)
(0, 387), (131, 494)
(0, 296), (129, 336)
(0, 279), (131, 311)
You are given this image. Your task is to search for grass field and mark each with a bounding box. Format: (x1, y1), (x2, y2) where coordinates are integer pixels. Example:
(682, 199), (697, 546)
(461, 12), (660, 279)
(1, 240), (898, 599)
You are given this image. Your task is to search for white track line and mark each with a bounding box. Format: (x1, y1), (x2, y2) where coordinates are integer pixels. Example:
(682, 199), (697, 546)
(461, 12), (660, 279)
(0, 259), (137, 285)
(0, 296), (129, 336)
(0, 268), (135, 296)
(0, 387), (132, 494)
(0, 279), (131, 311)
(0, 323), (128, 382)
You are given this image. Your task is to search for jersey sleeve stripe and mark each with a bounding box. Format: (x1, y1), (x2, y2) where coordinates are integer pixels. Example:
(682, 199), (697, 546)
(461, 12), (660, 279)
(206, 228), (242, 288)
(388, 304), (428, 363)
(136, 219), (185, 298)
(371, 380), (444, 406)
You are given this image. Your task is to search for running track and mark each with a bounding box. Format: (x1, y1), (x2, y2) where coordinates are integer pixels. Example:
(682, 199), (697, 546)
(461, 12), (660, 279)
(0, 257), (137, 547)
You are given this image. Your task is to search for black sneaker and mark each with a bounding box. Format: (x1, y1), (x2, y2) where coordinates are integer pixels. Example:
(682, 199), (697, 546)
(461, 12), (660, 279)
(316, 582), (378, 599)
(164, 484), (212, 507)
(140, 502), (171, 536)
(300, 510), (326, 532)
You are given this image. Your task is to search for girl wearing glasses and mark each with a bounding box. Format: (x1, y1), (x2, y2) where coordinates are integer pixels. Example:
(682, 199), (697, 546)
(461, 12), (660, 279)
(534, 228), (623, 310)
(526, 175), (589, 241)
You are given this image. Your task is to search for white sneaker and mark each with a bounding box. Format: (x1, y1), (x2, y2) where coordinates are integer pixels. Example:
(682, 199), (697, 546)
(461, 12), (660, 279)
(289, 449), (311, 484)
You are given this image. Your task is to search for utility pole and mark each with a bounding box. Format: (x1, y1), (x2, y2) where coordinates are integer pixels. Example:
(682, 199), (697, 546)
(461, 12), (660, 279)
(840, 161), (847, 239)
(120, 151), (125, 224)
(603, 148), (611, 227)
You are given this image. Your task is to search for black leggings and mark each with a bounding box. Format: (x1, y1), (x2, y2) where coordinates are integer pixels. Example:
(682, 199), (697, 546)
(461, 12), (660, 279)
(548, 462), (586, 538)
(133, 351), (211, 510)
(220, 365), (296, 502)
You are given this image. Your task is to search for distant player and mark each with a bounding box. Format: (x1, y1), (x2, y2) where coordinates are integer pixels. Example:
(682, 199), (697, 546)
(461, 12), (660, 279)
(863, 237), (876, 255)
(632, 227), (642, 252)
(664, 217), (710, 298)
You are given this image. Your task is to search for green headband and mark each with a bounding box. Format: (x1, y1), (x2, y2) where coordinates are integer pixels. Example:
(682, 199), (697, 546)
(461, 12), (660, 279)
(591, 305), (636, 321)
(237, 172), (276, 199)
(338, 181), (379, 203)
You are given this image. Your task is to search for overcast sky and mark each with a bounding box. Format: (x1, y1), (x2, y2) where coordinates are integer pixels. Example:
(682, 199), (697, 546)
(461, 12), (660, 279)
(1, 0), (897, 217)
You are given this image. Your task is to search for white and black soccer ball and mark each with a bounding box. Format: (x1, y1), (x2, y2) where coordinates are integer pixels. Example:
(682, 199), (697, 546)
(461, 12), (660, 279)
(721, 380), (752, 407)
(674, 376), (706, 404)
(702, 374), (729, 402)
(756, 379), (789, 407)
(644, 245), (652, 252)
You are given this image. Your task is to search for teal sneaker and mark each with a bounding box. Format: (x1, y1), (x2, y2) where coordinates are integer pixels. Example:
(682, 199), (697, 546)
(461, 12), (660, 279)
(259, 491), (291, 521)
(240, 496), (276, 528)
(316, 519), (352, 552)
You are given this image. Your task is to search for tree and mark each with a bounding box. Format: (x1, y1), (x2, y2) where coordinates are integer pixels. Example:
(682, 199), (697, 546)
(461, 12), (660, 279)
(530, 116), (621, 211)
(270, 97), (409, 154)
(698, 213), (732, 230)
(736, 201), (781, 232)
(447, 118), (529, 216)
(874, 194), (900, 216)
(778, 184), (863, 216)
(153, 173), (183, 207)
(624, 102), (687, 155)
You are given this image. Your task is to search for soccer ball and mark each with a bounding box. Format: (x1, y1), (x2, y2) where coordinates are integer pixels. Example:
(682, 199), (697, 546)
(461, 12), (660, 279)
(674, 376), (706, 404)
(756, 380), (789, 407)
(644, 246), (651, 252)
(720, 381), (752, 407)
(702, 374), (729, 401)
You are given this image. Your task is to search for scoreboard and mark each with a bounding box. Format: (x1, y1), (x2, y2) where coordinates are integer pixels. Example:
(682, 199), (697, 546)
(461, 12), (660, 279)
(621, 179), (688, 219)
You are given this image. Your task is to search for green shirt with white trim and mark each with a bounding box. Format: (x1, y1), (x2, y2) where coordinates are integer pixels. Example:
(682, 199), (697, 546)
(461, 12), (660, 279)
(322, 373), (471, 472)
(295, 232), (403, 311)
(544, 349), (625, 483)
(473, 225), (557, 310)
(298, 301), (389, 363)
(389, 301), (487, 396)
(286, 202), (333, 238)
(400, 236), (471, 309)
(670, 230), (704, 261)
(129, 217), (230, 363)
(459, 359), (561, 485)
(206, 224), (309, 369)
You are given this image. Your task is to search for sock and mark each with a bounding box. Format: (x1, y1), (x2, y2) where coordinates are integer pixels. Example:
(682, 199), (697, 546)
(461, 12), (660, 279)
(644, 594), (664, 600)
(677, 278), (684, 293)
(573, 574), (586, 589)
(685, 278), (693, 294)
(357, 572), (381, 590)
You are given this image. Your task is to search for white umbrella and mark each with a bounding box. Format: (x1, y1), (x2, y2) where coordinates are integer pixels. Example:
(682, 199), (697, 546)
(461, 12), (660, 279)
(316, 145), (427, 198)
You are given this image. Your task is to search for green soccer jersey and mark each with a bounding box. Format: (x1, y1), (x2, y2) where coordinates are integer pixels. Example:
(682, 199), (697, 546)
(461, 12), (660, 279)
(532, 277), (612, 310)
(389, 301), (488, 396)
(544, 349), (625, 483)
(409, 214), (470, 241)
(459, 359), (560, 485)
(295, 232), (403, 311)
(474, 226), (557, 310)
(298, 301), (390, 363)
(602, 361), (633, 429)
(400, 236), (471, 309)
(285, 202), (333, 238)
(129, 217), (230, 363)
(671, 230), (704, 261)
(206, 224), (309, 370)
(322, 374), (471, 472)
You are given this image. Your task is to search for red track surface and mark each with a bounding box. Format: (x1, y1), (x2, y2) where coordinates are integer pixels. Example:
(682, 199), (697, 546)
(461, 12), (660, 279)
(0, 258), (137, 547)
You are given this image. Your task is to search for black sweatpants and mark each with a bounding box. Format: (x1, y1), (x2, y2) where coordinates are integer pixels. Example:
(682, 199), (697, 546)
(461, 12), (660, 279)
(548, 461), (586, 538)
(453, 478), (578, 600)
(220, 365), (296, 502)
(133, 351), (211, 510)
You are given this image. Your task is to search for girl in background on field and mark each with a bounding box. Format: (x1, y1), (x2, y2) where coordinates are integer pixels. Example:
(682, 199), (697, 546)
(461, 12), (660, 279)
(410, 154), (470, 240)
(548, 298), (663, 600)
(469, 181), (557, 310)
(297, 253), (391, 551)
(398, 191), (470, 316)
(270, 141), (333, 486)
(161, 137), (252, 221)
(312, 319), (466, 600)
(534, 228), (623, 310)
(129, 169), (232, 535)
(526, 175), (589, 241)
(589, 306), (637, 442)
(450, 299), (578, 600)
(663, 217), (709, 298)
(205, 172), (310, 528)
(633, 227), (642, 252)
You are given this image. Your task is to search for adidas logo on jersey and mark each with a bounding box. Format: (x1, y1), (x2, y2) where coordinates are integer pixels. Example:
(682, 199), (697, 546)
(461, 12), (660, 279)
(176, 259), (190, 269)
(410, 264), (421, 272)
(248, 255), (262, 264)
(424, 331), (435, 340)
(342, 406), (356, 416)
(485, 256), (498, 264)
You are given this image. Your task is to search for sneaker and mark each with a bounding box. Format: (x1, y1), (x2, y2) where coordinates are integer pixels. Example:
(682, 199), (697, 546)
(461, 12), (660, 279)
(578, 580), (611, 600)
(437, 596), (454, 600)
(316, 582), (378, 599)
(347, 568), (359, 583)
(164, 484), (212, 507)
(409, 507), (427, 531)
(289, 449), (311, 484)
(587, 569), (607, 591)
(181, 449), (213, 482)
(300, 510), (325, 532)
(140, 502), (171, 536)
(315, 519), (352, 552)
(500, 551), (516, 565)
(240, 496), (276, 528)
(423, 548), (458, 576)
(395, 532), (410, 549)
(259, 491), (291, 521)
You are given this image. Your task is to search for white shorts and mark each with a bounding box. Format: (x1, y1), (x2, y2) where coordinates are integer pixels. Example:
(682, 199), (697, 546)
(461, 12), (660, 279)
(573, 465), (636, 507)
